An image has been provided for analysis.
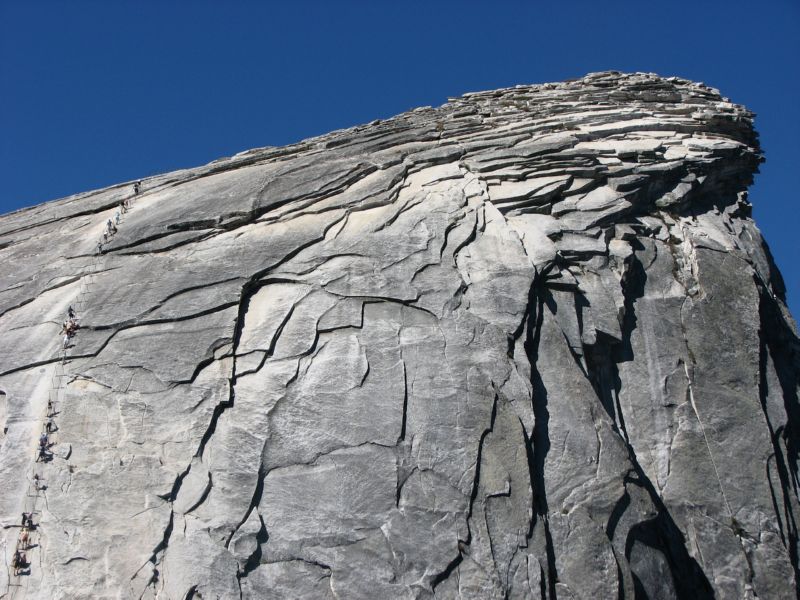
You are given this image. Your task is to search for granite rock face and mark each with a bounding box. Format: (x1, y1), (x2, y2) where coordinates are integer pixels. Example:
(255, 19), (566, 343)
(0, 71), (798, 599)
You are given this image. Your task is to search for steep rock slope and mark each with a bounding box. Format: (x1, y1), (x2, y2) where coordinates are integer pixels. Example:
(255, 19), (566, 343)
(0, 71), (798, 599)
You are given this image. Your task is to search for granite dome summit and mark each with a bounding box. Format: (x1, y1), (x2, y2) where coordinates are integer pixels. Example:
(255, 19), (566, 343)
(0, 71), (798, 599)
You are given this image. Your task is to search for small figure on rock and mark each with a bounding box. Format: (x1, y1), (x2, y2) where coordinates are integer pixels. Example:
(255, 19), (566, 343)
(38, 433), (53, 463)
(12, 549), (27, 576)
(19, 529), (29, 550)
(62, 333), (70, 350)
(134, 180), (141, 195)
(114, 211), (121, 225)
(68, 318), (79, 333)
(60, 319), (78, 336)
(67, 305), (76, 319)
(21, 512), (34, 529)
(46, 418), (57, 434)
(119, 200), (127, 214)
(36, 444), (51, 463)
(33, 473), (44, 492)
(97, 241), (104, 255)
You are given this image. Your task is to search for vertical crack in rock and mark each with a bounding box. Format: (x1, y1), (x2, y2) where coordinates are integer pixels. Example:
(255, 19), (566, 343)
(522, 284), (559, 597)
(137, 273), (292, 594)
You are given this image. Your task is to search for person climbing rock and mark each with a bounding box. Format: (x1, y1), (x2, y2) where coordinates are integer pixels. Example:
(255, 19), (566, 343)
(21, 512), (34, 529)
(60, 319), (77, 336)
(119, 200), (127, 214)
(37, 446), (50, 462)
(68, 305), (75, 319)
(115, 211), (121, 225)
(68, 318), (79, 332)
(33, 473), (44, 492)
(12, 550), (24, 575)
(46, 417), (56, 434)
(97, 241), (104, 255)
(62, 333), (71, 350)
(134, 180), (141, 195)
(19, 529), (29, 550)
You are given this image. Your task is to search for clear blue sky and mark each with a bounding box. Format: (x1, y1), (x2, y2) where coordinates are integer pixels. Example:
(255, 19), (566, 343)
(1, 1), (798, 314)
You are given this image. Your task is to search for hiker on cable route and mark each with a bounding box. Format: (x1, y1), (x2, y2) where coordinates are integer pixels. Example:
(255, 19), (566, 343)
(61, 318), (79, 336)
(12, 549), (27, 576)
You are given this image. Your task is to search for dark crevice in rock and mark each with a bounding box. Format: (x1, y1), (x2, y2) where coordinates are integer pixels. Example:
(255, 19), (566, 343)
(139, 511), (173, 595)
(92, 300), (240, 334)
(610, 248), (716, 599)
(194, 284), (259, 461)
(448, 204), (481, 261)
(758, 281), (800, 586)
(223, 280), (309, 555)
(113, 229), (220, 255)
(466, 392), (499, 528)
(183, 472), (213, 516)
(605, 483), (632, 541)
(620, 474), (715, 600)
(541, 284), (587, 377)
(584, 331), (628, 438)
(571, 245), (716, 599)
(146, 275), (264, 580)
(398, 359), (408, 443)
(432, 392), (500, 591)
(430, 550), (464, 593)
(237, 511), (269, 579)
(523, 282), (559, 598)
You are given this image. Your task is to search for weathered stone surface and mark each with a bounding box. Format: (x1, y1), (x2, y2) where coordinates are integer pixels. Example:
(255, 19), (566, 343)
(0, 71), (797, 599)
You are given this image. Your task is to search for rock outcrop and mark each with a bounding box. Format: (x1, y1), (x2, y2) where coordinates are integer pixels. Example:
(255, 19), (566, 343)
(0, 71), (798, 599)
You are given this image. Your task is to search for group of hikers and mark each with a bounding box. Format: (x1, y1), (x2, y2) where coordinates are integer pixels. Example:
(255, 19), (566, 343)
(20, 405), (53, 577)
(96, 180), (140, 254)
(11, 183), (145, 579)
(12, 510), (38, 576)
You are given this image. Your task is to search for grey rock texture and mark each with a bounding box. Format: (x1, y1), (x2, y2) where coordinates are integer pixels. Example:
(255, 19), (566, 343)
(0, 71), (798, 599)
